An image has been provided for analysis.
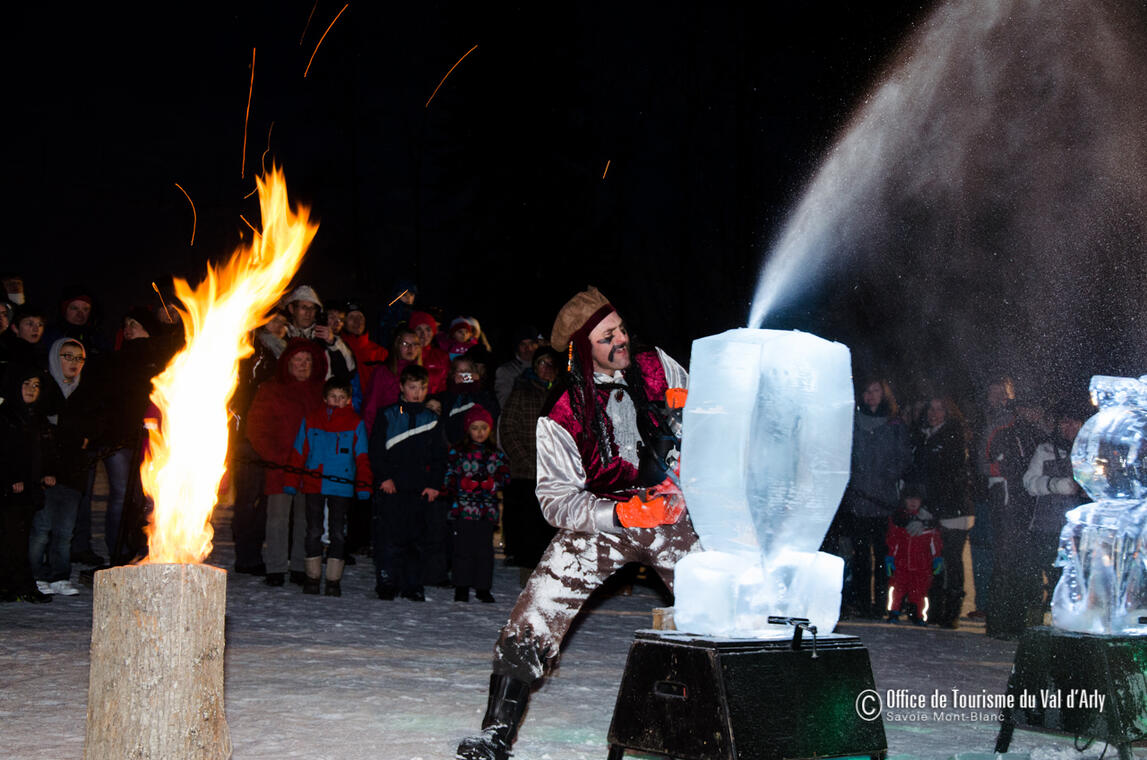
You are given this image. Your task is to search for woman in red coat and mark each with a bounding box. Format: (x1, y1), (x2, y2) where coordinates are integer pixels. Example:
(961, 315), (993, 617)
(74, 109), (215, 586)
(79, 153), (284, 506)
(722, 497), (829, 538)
(245, 339), (327, 586)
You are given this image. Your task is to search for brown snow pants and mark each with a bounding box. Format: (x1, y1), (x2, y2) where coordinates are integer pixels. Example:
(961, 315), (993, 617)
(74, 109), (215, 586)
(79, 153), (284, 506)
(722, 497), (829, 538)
(492, 515), (700, 683)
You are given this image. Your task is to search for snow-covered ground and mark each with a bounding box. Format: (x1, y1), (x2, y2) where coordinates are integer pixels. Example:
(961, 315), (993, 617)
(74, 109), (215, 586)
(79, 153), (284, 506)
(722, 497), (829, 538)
(1, 500), (1140, 760)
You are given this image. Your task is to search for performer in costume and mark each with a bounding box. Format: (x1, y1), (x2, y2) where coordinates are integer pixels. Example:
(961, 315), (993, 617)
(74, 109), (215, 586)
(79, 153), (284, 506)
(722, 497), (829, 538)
(457, 286), (698, 760)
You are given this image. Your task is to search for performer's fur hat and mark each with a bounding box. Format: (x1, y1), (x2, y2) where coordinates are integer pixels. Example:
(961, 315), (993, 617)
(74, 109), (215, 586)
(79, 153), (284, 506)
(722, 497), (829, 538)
(550, 286), (613, 350)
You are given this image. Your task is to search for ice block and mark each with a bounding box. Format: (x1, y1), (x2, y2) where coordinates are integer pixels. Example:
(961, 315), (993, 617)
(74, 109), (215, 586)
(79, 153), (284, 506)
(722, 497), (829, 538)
(674, 329), (853, 637)
(1053, 374), (1147, 635)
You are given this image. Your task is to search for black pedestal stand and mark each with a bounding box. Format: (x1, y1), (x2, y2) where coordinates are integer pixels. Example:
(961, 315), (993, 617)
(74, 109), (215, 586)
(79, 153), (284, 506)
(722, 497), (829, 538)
(995, 626), (1147, 760)
(606, 623), (886, 760)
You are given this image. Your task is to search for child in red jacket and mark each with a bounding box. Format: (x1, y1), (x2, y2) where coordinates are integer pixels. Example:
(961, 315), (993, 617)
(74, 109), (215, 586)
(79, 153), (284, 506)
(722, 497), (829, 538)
(885, 485), (943, 624)
(287, 377), (372, 596)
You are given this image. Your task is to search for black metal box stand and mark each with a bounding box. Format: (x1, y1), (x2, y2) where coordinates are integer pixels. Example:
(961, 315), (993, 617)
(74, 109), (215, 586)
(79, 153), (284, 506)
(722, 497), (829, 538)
(607, 629), (886, 760)
(995, 626), (1147, 760)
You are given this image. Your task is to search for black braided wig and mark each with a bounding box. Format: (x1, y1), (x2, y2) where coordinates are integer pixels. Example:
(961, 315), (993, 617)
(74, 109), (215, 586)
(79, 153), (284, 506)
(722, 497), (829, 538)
(540, 342), (652, 465)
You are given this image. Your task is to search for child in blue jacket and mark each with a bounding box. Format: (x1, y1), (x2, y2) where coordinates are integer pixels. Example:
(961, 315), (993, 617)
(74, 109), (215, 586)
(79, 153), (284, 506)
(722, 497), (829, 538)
(287, 378), (372, 596)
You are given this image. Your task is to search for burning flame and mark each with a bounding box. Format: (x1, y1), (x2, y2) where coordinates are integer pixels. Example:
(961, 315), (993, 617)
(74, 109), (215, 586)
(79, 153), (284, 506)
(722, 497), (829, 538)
(142, 167), (317, 564)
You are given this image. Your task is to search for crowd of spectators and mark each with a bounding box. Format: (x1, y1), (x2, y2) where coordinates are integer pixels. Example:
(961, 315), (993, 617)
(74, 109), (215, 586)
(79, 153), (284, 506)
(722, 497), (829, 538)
(0, 270), (1098, 645)
(828, 374), (1093, 637)
(0, 274), (555, 605)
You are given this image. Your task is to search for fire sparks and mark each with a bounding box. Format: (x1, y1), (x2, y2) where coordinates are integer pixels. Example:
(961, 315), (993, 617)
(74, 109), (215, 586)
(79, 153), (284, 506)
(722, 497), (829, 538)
(241, 47), (256, 179)
(304, 4), (349, 79)
(299, 0), (319, 45)
(173, 183), (197, 245)
(425, 44), (478, 107)
(602, 160), (611, 179)
(142, 167), (317, 564)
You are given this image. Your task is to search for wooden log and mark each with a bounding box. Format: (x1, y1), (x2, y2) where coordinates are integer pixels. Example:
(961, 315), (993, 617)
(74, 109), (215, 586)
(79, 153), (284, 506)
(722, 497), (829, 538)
(85, 563), (231, 760)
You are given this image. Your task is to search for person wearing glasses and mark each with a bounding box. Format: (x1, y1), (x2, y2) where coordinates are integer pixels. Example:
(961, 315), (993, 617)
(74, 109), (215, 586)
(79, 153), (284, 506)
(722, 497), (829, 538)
(362, 327), (423, 435)
(29, 339), (96, 596)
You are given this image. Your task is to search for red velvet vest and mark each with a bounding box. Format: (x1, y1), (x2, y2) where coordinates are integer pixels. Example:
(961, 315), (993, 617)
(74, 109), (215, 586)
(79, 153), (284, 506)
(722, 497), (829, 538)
(547, 350), (670, 499)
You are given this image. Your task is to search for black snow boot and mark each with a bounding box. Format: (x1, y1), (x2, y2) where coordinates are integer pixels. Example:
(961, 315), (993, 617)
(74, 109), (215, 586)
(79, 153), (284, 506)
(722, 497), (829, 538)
(456, 673), (531, 760)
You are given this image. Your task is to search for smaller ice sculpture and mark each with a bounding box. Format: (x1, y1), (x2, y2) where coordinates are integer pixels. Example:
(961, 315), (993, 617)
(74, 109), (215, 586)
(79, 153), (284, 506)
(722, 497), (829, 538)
(674, 329), (853, 638)
(1052, 374), (1147, 635)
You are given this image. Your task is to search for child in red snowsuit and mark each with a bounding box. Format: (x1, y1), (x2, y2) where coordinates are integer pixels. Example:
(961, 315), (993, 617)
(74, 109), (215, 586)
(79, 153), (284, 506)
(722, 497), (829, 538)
(885, 485), (943, 624)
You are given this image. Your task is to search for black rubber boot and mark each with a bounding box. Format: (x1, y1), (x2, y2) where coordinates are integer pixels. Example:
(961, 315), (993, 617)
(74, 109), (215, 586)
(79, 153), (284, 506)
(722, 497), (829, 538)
(456, 674), (531, 760)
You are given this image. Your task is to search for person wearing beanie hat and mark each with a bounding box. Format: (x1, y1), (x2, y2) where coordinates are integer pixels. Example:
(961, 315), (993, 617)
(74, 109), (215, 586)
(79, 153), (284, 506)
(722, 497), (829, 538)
(457, 286), (696, 760)
(493, 324), (543, 408)
(409, 311), (449, 394)
(375, 277), (418, 350)
(443, 402), (509, 603)
(43, 288), (110, 358)
(461, 404), (494, 432)
(436, 315), (481, 360)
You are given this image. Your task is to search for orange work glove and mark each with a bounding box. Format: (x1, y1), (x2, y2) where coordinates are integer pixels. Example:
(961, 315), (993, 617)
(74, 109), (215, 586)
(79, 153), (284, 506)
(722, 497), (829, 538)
(665, 387), (688, 409)
(616, 478), (686, 528)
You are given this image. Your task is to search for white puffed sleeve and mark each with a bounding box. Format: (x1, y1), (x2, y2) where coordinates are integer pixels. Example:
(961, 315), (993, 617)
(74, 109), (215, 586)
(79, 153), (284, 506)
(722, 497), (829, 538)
(535, 417), (621, 533)
(534, 347), (688, 534)
(656, 346), (688, 391)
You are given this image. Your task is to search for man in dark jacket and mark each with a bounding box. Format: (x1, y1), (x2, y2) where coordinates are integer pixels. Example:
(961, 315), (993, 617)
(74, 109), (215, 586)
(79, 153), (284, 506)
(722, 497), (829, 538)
(984, 398), (1045, 638)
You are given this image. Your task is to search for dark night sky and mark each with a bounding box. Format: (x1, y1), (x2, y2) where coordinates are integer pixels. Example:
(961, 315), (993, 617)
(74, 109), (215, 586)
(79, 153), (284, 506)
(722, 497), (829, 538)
(9, 1), (1144, 407)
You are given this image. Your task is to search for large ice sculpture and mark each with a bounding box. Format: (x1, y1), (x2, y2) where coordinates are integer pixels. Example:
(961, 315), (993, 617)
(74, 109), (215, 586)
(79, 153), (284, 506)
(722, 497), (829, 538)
(674, 329), (853, 637)
(1052, 374), (1147, 635)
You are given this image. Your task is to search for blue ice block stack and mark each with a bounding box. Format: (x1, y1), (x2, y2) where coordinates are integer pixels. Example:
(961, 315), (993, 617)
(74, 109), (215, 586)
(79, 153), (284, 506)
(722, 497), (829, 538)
(674, 329), (854, 637)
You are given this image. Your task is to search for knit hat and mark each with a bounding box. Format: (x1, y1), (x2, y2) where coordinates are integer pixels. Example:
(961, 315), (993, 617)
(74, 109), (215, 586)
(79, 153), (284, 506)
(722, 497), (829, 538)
(512, 324), (544, 346)
(124, 306), (161, 338)
(409, 311), (438, 332)
(61, 292), (94, 314)
(284, 284), (322, 309)
(550, 286), (613, 350)
(449, 316), (480, 337)
(463, 404), (494, 431)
